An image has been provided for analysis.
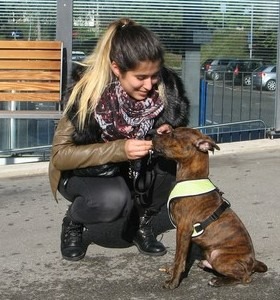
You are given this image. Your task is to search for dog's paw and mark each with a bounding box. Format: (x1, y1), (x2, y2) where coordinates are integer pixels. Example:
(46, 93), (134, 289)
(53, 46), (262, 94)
(163, 279), (179, 290)
(208, 276), (242, 287)
(208, 277), (222, 287)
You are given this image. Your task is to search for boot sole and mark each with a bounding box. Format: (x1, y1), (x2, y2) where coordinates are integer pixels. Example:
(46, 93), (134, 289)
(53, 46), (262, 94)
(133, 241), (167, 256)
(62, 252), (86, 261)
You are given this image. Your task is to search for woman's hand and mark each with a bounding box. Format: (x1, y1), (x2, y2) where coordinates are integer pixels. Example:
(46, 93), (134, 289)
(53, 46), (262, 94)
(124, 139), (153, 160)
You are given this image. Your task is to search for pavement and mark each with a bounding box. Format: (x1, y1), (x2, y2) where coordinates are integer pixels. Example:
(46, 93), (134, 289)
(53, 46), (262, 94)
(1, 138), (280, 299)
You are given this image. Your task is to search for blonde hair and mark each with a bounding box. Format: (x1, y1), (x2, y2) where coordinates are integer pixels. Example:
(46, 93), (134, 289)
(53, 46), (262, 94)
(64, 18), (165, 130)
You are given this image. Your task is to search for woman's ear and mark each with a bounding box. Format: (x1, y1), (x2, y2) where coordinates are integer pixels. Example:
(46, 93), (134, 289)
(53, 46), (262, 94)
(111, 61), (120, 78)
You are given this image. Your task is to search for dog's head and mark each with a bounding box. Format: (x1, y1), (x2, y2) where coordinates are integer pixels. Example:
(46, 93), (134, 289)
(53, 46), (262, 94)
(152, 127), (220, 161)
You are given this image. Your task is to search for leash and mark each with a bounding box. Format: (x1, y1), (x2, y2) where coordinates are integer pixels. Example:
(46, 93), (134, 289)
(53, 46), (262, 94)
(129, 129), (158, 207)
(129, 149), (155, 207)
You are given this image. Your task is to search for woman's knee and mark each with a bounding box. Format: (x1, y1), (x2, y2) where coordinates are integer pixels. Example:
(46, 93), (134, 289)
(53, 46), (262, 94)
(70, 176), (132, 224)
(99, 180), (132, 221)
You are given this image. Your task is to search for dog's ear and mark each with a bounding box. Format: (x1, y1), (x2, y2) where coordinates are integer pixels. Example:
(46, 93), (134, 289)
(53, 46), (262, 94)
(195, 139), (220, 153)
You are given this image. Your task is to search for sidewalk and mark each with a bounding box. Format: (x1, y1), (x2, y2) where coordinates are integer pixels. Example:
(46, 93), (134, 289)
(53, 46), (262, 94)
(1, 138), (280, 299)
(1, 137), (280, 179)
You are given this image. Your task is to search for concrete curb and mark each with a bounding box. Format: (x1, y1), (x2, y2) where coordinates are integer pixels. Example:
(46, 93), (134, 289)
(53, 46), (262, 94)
(1, 138), (280, 179)
(0, 161), (49, 179)
(214, 137), (280, 155)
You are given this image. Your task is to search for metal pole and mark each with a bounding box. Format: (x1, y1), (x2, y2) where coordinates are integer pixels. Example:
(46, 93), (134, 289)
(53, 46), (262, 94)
(249, 5), (253, 59)
(56, 0), (73, 83)
(274, 1), (280, 132)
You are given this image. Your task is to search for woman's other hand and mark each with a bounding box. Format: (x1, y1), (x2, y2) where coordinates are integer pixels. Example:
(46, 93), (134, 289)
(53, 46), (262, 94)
(124, 139), (153, 160)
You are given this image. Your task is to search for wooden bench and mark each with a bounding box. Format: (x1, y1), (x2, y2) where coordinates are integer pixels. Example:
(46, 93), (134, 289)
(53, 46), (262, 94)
(0, 40), (65, 157)
(0, 40), (64, 119)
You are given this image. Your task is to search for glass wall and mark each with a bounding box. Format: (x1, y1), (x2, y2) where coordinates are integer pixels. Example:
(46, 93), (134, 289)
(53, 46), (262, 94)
(71, 0), (279, 68)
(0, 0), (279, 151)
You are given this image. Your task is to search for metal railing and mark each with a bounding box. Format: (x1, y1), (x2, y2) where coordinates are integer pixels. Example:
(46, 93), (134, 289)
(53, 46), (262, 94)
(196, 119), (267, 143)
(0, 74), (274, 164)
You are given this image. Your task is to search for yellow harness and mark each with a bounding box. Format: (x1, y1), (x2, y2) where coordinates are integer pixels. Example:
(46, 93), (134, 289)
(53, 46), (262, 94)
(167, 179), (230, 237)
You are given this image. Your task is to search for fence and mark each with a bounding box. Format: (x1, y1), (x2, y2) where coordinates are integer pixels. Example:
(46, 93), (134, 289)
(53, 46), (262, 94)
(0, 71), (275, 165)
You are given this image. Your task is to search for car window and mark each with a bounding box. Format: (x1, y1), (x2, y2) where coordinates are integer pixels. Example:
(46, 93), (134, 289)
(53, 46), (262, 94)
(220, 60), (230, 65)
(251, 62), (261, 69)
(211, 60), (219, 66)
(271, 66), (276, 72)
(226, 61), (238, 69)
(254, 66), (267, 72)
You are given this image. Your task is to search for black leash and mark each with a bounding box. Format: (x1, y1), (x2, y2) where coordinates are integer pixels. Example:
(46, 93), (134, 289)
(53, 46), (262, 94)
(129, 129), (158, 207)
(130, 150), (156, 207)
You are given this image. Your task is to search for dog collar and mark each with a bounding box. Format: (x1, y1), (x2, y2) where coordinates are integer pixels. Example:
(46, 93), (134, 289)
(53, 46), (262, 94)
(167, 179), (217, 233)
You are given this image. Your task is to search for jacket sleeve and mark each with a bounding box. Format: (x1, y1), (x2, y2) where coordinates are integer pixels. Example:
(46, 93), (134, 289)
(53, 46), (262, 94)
(50, 116), (127, 171)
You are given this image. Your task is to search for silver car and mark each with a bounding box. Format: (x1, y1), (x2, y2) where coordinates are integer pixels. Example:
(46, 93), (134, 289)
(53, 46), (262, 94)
(252, 65), (277, 91)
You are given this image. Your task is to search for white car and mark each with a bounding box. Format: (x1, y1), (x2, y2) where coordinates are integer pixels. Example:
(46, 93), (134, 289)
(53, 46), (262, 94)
(72, 51), (86, 62)
(252, 65), (277, 91)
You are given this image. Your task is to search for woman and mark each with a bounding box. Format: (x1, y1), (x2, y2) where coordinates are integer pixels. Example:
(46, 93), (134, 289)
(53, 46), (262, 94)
(49, 18), (189, 261)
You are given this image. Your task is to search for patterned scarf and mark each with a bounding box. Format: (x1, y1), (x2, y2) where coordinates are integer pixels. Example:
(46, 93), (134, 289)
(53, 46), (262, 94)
(95, 81), (164, 141)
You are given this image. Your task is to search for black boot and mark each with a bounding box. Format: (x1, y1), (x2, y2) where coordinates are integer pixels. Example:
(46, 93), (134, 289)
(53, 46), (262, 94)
(61, 215), (86, 261)
(133, 210), (167, 256)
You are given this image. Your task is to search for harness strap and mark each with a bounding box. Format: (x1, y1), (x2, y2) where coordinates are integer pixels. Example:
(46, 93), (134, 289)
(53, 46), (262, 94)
(192, 198), (231, 237)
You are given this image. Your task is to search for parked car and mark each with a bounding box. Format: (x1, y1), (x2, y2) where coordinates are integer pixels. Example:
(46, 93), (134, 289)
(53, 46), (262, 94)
(72, 51), (86, 62)
(200, 59), (214, 77)
(226, 59), (264, 86)
(204, 58), (235, 80)
(252, 65), (277, 91)
(5, 29), (24, 40)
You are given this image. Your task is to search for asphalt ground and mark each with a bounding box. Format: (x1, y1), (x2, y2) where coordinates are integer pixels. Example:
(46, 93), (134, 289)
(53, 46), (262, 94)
(0, 138), (280, 300)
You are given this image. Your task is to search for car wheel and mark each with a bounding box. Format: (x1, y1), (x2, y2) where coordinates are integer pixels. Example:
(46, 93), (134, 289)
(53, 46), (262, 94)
(211, 72), (220, 81)
(244, 75), (252, 86)
(265, 80), (276, 91)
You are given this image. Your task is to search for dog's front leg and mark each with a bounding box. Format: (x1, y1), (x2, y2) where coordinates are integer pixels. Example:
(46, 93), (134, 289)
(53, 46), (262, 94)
(163, 223), (192, 289)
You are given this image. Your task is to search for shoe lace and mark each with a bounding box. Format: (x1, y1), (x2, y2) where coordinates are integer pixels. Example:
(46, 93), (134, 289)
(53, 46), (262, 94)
(66, 221), (83, 238)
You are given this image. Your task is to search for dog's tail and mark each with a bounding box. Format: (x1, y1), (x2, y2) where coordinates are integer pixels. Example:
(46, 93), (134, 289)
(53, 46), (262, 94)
(253, 260), (268, 273)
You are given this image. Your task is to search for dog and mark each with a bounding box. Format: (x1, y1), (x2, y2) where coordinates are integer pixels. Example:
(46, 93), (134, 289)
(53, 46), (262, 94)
(152, 127), (267, 289)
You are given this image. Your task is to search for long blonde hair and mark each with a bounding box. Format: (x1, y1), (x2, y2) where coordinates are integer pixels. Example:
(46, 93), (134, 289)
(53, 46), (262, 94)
(64, 18), (165, 130)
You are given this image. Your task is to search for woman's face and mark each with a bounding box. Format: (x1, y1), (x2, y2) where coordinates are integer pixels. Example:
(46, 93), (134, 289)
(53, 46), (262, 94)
(111, 60), (161, 101)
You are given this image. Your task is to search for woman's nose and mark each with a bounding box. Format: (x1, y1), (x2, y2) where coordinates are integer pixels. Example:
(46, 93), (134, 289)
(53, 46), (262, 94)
(143, 78), (153, 90)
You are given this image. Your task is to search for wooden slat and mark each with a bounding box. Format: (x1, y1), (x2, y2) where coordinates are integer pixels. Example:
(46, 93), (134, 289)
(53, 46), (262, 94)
(0, 40), (63, 103)
(0, 81), (60, 91)
(0, 92), (61, 101)
(0, 70), (61, 81)
(0, 49), (62, 60)
(0, 60), (61, 70)
(0, 40), (62, 50)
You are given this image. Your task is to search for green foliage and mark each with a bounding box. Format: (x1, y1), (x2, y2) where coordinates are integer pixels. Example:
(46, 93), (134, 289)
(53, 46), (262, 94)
(201, 29), (250, 62)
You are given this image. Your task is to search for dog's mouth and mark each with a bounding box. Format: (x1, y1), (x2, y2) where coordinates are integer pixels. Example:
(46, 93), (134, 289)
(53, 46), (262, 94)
(152, 145), (162, 155)
(152, 142), (166, 157)
(152, 139), (163, 154)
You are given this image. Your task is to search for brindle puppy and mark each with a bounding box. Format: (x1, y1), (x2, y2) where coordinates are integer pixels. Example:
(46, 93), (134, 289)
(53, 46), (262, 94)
(153, 127), (267, 289)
